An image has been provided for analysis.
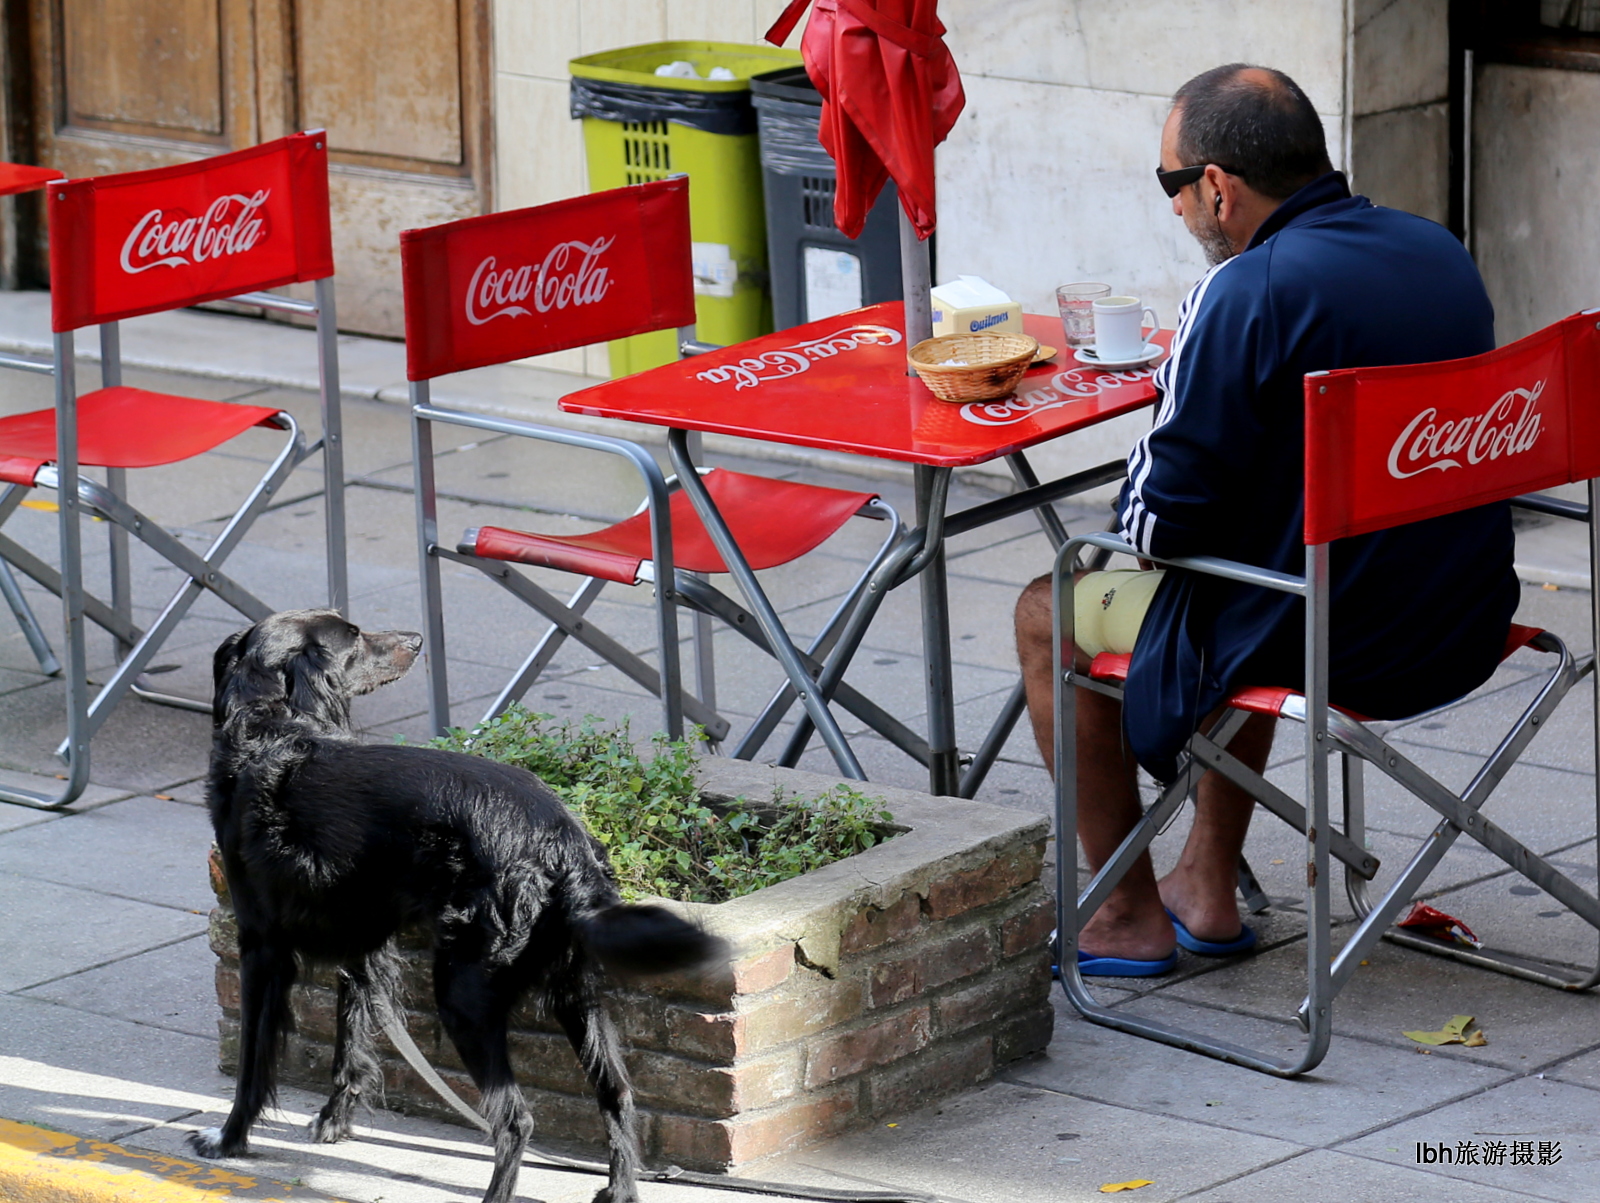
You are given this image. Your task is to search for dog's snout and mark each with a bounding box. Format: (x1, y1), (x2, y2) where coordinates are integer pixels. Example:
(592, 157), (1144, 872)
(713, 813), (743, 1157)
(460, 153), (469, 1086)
(405, 632), (423, 652)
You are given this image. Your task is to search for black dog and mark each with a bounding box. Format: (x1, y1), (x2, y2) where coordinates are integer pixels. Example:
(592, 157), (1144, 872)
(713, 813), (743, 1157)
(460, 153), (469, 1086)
(193, 609), (724, 1203)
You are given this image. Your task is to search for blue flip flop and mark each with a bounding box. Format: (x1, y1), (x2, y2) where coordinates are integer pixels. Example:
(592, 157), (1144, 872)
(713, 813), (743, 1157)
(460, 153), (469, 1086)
(1166, 908), (1257, 957)
(1075, 948), (1179, 978)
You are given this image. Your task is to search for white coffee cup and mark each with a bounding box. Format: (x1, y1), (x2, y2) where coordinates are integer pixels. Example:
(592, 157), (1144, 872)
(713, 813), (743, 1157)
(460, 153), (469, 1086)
(1092, 296), (1159, 361)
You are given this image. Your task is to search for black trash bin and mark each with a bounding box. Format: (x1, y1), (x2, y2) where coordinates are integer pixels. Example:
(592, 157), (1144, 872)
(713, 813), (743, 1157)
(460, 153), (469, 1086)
(750, 66), (903, 329)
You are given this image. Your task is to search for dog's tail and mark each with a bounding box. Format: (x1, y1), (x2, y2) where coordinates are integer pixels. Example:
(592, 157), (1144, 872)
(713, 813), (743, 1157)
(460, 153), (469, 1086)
(577, 903), (728, 976)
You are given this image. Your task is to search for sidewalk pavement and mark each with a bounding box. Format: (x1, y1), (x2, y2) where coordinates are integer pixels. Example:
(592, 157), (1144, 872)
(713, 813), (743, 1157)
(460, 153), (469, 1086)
(2, 296), (1598, 1202)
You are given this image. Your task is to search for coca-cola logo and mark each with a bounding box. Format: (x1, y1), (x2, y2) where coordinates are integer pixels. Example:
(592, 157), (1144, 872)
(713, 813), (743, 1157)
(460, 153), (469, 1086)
(957, 364), (1159, 426)
(119, 190), (271, 274)
(694, 325), (902, 390)
(465, 237), (615, 326)
(1386, 381), (1545, 480)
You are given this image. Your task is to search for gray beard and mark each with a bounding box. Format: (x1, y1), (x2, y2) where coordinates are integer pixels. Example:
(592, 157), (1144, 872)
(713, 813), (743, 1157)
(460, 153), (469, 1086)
(1194, 208), (1236, 266)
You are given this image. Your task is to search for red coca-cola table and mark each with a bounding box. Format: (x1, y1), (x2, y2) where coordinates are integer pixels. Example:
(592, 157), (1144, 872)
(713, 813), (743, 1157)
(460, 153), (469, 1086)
(562, 300), (1168, 794)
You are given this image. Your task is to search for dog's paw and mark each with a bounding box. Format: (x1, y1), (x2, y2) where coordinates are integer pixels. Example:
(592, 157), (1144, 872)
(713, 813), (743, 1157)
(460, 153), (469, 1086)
(591, 1186), (640, 1203)
(187, 1127), (237, 1159)
(309, 1110), (353, 1144)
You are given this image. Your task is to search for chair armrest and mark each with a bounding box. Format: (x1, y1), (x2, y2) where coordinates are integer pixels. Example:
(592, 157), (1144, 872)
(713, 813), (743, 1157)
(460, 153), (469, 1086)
(1051, 531), (1308, 598)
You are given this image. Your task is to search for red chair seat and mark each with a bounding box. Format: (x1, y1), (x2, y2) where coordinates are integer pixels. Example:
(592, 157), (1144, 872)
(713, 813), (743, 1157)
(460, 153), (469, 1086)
(0, 386), (284, 485)
(1084, 623), (1545, 722)
(472, 468), (878, 584)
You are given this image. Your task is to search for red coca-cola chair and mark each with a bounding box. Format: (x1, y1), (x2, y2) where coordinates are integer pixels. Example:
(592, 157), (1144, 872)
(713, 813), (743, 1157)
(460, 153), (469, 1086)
(1052, 309), (1600, 1075)
(0, 133), (347, 808)
(403, 177), (900, 742)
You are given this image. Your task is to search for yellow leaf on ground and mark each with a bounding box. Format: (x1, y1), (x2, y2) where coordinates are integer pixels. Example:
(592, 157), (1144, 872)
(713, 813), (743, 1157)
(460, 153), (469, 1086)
(1100, 1182), (1154, 1194)
(1403, 1014), (1484, 1045)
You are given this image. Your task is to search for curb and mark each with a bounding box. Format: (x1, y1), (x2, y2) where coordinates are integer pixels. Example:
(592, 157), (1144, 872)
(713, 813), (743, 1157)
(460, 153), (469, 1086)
(0, 1119), (346, 1203)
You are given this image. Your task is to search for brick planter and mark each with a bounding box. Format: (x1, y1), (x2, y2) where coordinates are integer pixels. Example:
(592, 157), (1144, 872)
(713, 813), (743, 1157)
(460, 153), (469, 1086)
(208, 759), (1053, 1170)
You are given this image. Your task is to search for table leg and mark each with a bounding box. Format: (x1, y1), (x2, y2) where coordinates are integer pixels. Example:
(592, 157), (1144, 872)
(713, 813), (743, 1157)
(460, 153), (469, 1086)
(917, 464), (960, 796)
(666, 429), (866, 781)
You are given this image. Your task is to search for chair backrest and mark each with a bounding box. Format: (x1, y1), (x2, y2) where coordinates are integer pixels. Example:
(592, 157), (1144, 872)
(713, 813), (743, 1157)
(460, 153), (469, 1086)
(48, 131), (334, 333)
(1305, 310), (1600, 544)
(399, 178), (696, 382)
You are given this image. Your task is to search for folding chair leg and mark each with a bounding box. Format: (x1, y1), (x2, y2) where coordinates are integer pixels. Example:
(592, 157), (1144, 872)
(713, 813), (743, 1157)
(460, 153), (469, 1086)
(735, 497), (903, 764)
(675, 574), (925, 764)
(668, 429), (864, 780)
(315, 277), (349, 616)
(1054, 536), (1334, 1077)
(0, 557), (60, 675)
(958, 679), (1028, 798)
(100, 327), (134, 661)
(2, 334), (92, 809)
(436, 547), (729, 741)
(412, 399), (453, 735)
(0, 530), (145, 647)
(480, 575), (607, 724)
(105, 467), (133, 661)
(1237, 856), (1272, 915)
(1307, 671), (1600, 1015)
(47, 421), (300, 754)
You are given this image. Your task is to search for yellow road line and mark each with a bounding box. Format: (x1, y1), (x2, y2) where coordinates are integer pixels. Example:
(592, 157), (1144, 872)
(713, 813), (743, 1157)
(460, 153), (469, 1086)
(0, 1118), (347, 1202)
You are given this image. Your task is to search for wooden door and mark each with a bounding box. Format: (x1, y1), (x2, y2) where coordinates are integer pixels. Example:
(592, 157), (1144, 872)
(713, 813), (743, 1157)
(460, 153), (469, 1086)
(18, 0), (490, 335)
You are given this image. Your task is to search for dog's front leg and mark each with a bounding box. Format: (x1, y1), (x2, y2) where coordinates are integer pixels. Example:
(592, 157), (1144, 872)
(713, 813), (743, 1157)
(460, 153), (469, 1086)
(192, 938), (297, 1158)
(553, 996), (641, 1203)
(313, 945), (400, 1144)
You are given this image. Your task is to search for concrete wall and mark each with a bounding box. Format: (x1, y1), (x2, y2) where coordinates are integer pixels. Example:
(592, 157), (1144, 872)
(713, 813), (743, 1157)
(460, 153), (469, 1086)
(1349, 0), (1451, 227)
(1472, 63), (1600, 343)
(486, 2), (1501, 485)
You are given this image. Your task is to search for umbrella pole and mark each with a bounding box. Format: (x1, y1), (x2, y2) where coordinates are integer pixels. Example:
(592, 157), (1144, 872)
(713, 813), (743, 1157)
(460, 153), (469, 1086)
(899, 208), (933, 362)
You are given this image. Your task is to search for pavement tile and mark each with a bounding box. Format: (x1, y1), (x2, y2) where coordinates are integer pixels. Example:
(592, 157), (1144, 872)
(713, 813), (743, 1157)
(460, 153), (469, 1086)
(1183, 1147), (1543, 1203)
(1159, 932), (1600, 1071)
(1016, 992), (1514, 1147)
(789, 1076), (1301, 1203)
(1545, 1045), (1600, 1092)
(0, 873), (205, 992)
(0, 794), (215, 912)
(19, 932), (217, 1039)
(1339, 1075), (1599, 1201)
(1418, 853), (1600, 973)
(0, 995), (230, 1140)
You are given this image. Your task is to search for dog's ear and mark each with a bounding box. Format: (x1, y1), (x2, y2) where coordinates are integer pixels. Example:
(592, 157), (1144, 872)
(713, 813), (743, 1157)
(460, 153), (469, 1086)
(213, 627), (285, 725)
(283, 644), (351, 729)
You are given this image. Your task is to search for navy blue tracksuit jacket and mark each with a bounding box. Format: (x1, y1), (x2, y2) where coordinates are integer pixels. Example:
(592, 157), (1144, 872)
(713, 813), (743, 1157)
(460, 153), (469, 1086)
(1117, 172), (1519, 781)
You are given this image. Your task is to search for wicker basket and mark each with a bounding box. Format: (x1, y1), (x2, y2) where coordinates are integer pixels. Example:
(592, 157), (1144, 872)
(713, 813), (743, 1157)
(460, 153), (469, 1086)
(907, 333), (1040, 402)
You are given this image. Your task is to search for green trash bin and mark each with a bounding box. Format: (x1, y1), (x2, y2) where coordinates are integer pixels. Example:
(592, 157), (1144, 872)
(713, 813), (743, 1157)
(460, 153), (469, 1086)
(569, 41), (801, 376)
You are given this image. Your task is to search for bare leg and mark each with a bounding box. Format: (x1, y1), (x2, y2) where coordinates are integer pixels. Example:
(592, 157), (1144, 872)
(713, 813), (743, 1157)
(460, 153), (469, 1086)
(1159, 712), (1275, 941)
(1016, 574), (1173, 961)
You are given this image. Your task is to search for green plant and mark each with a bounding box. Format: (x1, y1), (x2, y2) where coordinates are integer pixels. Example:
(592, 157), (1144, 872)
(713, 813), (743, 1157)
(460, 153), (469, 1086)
(431, 707), (896, 904)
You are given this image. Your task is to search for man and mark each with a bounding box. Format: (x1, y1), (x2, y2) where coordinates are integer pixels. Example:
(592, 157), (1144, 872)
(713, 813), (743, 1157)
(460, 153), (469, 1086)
(1014, 64), (1518, 974)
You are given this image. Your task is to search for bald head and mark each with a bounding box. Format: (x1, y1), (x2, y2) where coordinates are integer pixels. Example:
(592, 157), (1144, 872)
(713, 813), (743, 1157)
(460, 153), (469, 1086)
(1171, 64), (1332, 201)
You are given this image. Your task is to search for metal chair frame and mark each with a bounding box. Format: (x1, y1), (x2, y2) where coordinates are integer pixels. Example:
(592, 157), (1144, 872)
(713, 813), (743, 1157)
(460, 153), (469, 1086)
(1052, 313), (1600, 1076)
(0, 135), (346, 810)
(403, 181), (903, 749)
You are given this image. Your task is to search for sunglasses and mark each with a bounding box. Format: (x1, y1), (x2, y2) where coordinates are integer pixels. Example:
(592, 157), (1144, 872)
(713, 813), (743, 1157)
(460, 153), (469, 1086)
(1155, 163), (1243, 199)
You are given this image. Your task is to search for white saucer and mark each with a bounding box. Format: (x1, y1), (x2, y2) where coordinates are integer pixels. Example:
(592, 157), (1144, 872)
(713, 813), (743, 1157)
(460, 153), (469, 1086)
(1074, 343), (1164, 371)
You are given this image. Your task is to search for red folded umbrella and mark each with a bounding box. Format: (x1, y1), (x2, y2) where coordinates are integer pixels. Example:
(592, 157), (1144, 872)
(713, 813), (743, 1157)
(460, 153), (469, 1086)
(766, 0), (964, 241)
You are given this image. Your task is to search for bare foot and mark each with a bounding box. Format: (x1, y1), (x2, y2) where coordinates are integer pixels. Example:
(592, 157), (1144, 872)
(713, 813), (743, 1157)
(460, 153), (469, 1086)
(1158, 870), (1246, 943)
(1078, 894), (1177, 962)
